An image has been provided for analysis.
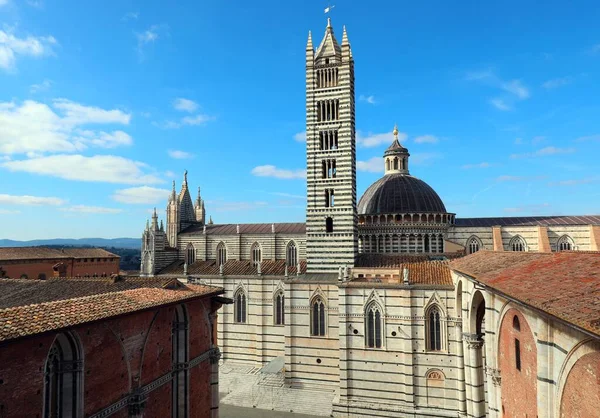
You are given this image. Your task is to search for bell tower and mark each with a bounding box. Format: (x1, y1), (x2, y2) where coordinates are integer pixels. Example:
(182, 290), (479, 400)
(305, 19), (357, 273)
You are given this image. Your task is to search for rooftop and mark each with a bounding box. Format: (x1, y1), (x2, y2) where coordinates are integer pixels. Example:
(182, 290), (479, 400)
(450, 251), (600, 338)
(0, 246), (119, 262)
(159, 259), (307, 276)
(180, 222), (306, 235)
(0, 283), (223, 342)
(454, 215), (600, 227)
(0, 276), (179, 309)
(350, 261), (452, 287)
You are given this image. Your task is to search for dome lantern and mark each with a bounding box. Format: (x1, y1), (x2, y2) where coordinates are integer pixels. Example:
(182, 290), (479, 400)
(384, 124), (410, 175)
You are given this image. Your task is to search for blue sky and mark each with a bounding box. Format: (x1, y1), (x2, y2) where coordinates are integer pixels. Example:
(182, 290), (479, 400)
(1, 0), (600, 240)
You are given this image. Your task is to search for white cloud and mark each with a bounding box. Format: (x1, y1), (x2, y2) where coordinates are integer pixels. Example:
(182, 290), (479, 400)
(294, 131), (306, 142)
(357, 157), (382, 173)
(251, 165), (306, 179)
(181, 114), (213, 126)
(490, 98), (511, 111)
(2, 154), (163, 184)
(30, 79), (52, 93)
(359, 95), (376, 104)
(173, 98), (198, 113)
(59, 205), (122, 214)
(411, 152), (441, 166)
(0, 193), (65, 206)
(357, 130), (402, 148)
(168, 149), (194, 159)
(75, 130), (133, 148)
(575, 134), (600, 142)
(0, 208), (20, 214)
(0, 0), (9, 6)
(0, 29), (57, 71)
(548, 178), (597, 187)
(542, 76), (573, 89)
(53, 99), (131, 125)
(0, 99), (132, 155)
(510, 146), (575, 159)
(112, 186), (171, 204)
(501, 80), (530, 99)
(462, 162), (491, 169)
(26, 0), (43, 7)
(413, 134), (439, 144)
(122, 12), (139, 21)
(136, 26), (160, 45)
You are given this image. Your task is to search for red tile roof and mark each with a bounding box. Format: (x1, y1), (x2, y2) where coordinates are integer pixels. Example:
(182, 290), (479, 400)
(450, 251), (600, 337)
(350, 261), (452, 287)
(355, 253), (462, 268)
(0, 276), (180, 309)
(455, 215), (600, 227)
(0, 285), (223, 342)
(159, 259), (307, 276)
(179, 222), (306, 235)
(0, 246), (118, 261)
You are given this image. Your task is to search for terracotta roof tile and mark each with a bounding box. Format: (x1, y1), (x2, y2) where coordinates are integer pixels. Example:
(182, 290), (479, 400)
(0, 246), (118, 261)
(450, 251), (600, 337)
(355, 253), (462, 268)
(0, 285), (223, 342)
(351, 261), (452, 286)
(159, 259), (307, 276)
(0, 276), (178, 309)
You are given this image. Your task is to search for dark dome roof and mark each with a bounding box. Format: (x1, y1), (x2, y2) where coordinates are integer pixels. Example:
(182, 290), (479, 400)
(358, 174), (447, 214)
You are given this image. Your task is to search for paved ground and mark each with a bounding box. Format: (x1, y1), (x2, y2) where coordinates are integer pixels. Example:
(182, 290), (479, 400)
(220, 404), (320, 418)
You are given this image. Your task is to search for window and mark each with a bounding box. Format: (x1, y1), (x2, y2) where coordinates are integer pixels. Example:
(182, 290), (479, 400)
(286, 241), (297, 267)
(311, 297), (326, 336)
(510, 236), (527, 252)
(274, 291), (285, 325)
(557, 235), (574, 251)
(325, 189), (334, 207)
(172, 305), (189, 417)
(325, 217), (333, 233)
(44, 333), (82, 418)
(427, 306), (442, 351)
(365, 303), (382, 348)
(186, 243), (196, 265)
(513, 315), (521, 331)
(251, 242), (261, 266)
(234, 289), (247, 323)
(322, 159), (337, 178)
(217, 242), (227, 266)
(467, 236), (481, 254)
(515, 338), (521, 371)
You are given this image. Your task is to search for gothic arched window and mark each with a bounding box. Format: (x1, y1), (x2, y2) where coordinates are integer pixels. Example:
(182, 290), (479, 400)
(510, 235), (527, 252)
(311, 297), (326, 336)
(44, 332), (83, 418)
(274, 291), (285, 325)
(557, 235), (574, 251)
(234, 289), (246, 323)
(286, 241), (297, 267)
(186, 243), (196, 266)
(427, 306), (442, 351)
(172, 305), (189, 417)
(217, 242), (227, 266)
(365, 302), (383, 348)
(251, 242), (262, 266)
(467, 236), (482, 254)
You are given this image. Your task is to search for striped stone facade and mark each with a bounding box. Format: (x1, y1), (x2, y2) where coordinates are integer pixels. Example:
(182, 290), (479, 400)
(305, 19), (357, 273)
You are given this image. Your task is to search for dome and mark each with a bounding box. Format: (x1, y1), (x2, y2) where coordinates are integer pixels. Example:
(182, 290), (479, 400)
(358, 173), (447, 214)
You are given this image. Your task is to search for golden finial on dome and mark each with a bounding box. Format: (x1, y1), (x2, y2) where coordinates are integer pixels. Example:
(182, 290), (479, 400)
(393, 123), (399, 140)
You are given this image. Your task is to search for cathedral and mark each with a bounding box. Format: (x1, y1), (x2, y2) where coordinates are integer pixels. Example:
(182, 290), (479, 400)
(140, 19), (600, 418)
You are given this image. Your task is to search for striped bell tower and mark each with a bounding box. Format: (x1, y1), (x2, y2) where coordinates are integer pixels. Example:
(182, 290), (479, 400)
(305, 18), (357, 273)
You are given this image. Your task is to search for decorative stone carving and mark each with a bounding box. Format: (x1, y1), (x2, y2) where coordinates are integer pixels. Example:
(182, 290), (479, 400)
(485, 366), (501, 386)
(463, 332), (484, 349)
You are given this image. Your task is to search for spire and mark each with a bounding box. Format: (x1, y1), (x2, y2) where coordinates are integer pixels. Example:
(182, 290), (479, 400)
(183, 169), (188, 185)
(208, 215), (213, 225)
(393, 123), (399, 140)
(145, 219), (149, 230)
(327, 17), (332, 31)
(170, 180), (176, 201)
(151, 207), (158, 230)
(316, 17), (341, 60)
(196, 186), (202, 206)
(160, 219), (164, 231)
(306, 31), (313, 49)
(342, 25), (349, 45)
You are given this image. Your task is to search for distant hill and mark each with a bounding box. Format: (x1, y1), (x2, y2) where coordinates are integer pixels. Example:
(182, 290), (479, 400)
(0, 238), (141, 249)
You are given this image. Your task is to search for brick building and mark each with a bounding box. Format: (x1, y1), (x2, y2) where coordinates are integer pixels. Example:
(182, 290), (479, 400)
(451, 251), (600, 417)
(0, 247), (120, 280)
(0, 276), (228, 418)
